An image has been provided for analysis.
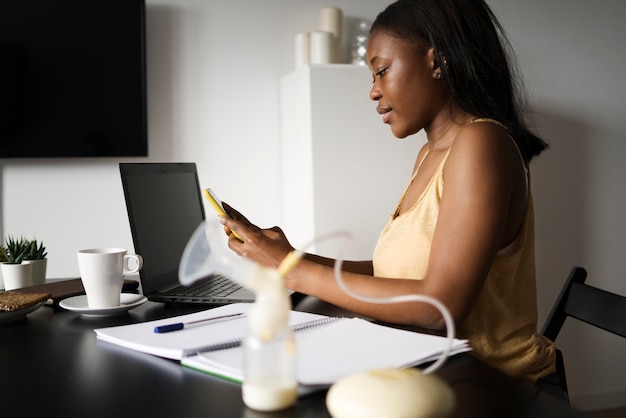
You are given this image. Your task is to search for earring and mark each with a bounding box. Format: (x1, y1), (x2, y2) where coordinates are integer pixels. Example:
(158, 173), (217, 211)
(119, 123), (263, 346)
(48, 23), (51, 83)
(435, 70), (442, 79)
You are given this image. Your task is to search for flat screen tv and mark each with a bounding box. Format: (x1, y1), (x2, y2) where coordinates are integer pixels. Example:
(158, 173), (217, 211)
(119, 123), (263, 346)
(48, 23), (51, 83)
(0, 0), (147, 158)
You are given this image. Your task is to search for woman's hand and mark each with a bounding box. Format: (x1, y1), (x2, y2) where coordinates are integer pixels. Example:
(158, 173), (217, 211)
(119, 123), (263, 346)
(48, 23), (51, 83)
(221, 202), (260, 233)
(220, 203), (296, 270)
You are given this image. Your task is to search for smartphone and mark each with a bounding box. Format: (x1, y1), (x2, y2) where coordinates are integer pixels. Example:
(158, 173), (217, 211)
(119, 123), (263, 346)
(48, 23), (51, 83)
(203, 188), (243, 241)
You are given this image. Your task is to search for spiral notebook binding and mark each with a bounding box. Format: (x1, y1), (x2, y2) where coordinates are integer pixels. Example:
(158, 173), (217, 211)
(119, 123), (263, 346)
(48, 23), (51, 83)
(182, 316), (342, 358)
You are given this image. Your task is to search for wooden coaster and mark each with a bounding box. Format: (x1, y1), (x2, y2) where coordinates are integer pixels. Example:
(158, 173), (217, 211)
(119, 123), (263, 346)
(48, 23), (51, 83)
(0, 291), (51, 312)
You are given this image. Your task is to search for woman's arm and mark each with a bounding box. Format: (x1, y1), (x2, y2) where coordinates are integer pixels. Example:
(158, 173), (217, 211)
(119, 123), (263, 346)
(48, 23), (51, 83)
(302, 253), (373, 275)
(220, 123), (526, 330)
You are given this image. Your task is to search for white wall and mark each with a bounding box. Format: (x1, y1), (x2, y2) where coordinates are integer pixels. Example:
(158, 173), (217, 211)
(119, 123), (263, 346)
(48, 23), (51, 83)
(490, 0), (626, 409)
(1, 0), (625, 411)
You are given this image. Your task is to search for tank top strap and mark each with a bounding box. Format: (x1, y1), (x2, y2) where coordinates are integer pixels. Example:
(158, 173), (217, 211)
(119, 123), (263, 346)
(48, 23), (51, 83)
(392, 147), (452, 219)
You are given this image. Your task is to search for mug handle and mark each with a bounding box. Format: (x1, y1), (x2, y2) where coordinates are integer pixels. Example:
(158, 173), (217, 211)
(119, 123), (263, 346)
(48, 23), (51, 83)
(122, 254), (143, 275)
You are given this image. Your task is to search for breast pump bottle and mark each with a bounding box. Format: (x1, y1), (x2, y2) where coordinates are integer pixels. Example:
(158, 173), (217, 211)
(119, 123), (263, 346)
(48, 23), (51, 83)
(241, 261), (298, 411)
(178, 218), (301, 411)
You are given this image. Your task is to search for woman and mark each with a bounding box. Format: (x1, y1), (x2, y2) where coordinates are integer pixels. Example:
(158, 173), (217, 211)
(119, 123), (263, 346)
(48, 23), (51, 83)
(220, 0), (557, 386)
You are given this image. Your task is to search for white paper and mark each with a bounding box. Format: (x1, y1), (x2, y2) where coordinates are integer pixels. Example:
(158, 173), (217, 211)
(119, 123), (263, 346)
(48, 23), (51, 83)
(96, 302), (470, 388)
(95, 303), (327, 360)
(183, 317), (470, 386)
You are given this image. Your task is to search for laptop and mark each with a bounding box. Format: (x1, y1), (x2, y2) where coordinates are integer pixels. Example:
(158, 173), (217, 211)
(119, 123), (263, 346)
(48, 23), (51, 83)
(119, 162), (255, 304)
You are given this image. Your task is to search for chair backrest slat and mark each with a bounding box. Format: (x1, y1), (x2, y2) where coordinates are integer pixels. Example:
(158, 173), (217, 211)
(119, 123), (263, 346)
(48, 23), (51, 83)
(542, 266), (626, 341)
(566, 281), (626, 338)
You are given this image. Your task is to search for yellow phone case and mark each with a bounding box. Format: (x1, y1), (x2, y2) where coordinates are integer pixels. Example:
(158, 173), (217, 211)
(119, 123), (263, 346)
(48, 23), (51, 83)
(203, 188), (243, 241)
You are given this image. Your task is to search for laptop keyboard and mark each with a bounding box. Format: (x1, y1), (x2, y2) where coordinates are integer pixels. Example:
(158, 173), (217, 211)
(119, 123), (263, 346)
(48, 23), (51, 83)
(175, 275), (243, 298)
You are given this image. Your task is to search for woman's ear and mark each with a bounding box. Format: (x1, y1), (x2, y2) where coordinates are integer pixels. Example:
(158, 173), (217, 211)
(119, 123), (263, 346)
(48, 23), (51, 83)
(432, 50), (447, 79)
(428, 48), (442, 79)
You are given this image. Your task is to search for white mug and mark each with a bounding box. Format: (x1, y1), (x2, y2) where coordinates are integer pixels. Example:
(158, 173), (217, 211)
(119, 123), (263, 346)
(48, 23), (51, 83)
(77, 248), (143, 309)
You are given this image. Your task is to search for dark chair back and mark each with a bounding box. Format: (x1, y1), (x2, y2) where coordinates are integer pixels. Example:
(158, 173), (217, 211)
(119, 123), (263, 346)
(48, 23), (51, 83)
(541, 266), (626, 399)
(542, 266), (626, 340)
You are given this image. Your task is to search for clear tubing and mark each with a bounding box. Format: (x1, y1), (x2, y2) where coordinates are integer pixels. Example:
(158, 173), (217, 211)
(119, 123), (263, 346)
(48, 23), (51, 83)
(301, 231), (455, 375)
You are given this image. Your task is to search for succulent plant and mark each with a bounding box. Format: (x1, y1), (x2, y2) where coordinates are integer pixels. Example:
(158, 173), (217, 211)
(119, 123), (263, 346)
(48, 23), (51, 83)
(25, 238), (47, 260)
(2, 236), (30, 264)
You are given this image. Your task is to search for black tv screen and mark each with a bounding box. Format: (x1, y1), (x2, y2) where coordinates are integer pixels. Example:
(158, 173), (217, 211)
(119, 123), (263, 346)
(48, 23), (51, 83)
(0, 0), (147, 158)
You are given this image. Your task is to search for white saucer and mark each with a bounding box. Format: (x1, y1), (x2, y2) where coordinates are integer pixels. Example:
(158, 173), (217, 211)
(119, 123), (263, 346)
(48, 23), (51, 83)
(0, 301), (46, 323)
(59, 293), (147, 317)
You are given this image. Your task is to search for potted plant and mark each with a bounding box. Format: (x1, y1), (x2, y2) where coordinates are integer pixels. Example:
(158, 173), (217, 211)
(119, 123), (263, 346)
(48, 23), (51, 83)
(23, 238), (48, 286)
(0, 246), (6, 289)
(1, 236), (33, 290)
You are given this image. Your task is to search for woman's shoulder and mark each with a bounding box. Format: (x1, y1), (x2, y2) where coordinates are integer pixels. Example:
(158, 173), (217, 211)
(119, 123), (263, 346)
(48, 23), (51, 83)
(446, 119), (525, 175)
(455, 119), (518, 155)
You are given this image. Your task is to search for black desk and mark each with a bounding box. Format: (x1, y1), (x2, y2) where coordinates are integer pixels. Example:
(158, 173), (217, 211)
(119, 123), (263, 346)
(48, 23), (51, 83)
(0, 297), (589, 418)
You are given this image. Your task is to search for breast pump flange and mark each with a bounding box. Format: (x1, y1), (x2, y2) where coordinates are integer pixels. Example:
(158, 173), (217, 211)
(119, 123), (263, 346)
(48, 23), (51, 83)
(179, 217), (298, 411)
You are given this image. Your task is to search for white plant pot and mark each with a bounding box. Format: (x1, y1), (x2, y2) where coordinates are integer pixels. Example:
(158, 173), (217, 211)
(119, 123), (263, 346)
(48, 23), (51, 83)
(0, 266), (4, 290)
(23, 258), (47, 286)
(1, 262), (33, 290)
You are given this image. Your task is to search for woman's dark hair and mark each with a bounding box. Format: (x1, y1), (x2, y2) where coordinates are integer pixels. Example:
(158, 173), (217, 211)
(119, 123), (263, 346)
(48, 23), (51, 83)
(371, 0), (548, 160)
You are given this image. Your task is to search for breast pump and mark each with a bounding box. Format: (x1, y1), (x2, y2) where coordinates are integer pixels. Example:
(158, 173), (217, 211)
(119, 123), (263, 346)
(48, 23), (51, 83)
(179, 217), (457, 417)
(179, 217), (302, 411)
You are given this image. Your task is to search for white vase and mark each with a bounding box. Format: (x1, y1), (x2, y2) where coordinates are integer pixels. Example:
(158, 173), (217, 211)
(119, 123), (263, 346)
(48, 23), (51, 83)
(23, 258), (47, 286)
(1, 262), (33, 290)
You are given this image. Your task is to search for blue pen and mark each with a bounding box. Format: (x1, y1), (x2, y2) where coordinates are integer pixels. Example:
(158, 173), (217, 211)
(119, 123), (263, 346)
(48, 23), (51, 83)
(154, 312), (245, 333)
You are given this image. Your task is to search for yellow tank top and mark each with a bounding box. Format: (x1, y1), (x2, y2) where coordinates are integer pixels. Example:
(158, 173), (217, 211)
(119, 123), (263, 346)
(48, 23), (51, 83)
(372, 119), (555, 381)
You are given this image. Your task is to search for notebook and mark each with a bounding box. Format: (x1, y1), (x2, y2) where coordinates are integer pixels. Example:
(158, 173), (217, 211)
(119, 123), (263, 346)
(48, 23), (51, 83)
(119, 162), (255, 304)
(94, 302), (471, 387)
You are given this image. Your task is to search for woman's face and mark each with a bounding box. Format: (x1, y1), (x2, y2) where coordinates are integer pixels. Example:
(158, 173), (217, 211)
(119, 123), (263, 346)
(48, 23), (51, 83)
(367, 30), (444, 138)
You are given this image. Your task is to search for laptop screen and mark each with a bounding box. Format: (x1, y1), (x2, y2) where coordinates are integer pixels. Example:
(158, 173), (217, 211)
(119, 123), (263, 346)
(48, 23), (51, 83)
(120, 163), (206, 296)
